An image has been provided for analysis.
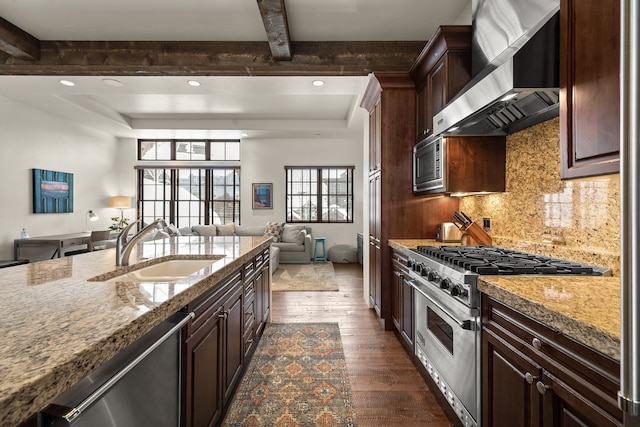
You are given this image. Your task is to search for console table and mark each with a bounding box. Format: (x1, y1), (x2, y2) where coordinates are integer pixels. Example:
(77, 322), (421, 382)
(14, 232), (91, 260)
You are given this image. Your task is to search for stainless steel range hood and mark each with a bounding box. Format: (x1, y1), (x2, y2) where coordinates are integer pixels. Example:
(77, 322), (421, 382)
(433, 0), (560, 136)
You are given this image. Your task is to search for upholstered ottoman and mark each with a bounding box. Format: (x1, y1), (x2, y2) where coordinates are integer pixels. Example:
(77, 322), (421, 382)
(327, 244), (358, 263)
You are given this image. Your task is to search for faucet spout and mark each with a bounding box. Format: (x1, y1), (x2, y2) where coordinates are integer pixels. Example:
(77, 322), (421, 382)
(115, 218), (168, 266)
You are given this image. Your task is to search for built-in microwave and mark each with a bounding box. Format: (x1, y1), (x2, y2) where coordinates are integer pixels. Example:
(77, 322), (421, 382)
(413, 134), (445, 193)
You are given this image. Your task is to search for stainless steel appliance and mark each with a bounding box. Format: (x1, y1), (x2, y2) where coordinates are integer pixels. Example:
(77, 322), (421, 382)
(619, 1), (640, 424)
(405, 245), (611, 427)
(435, 222), (462, 243)
(413, 134), (444, 193)
(433, 0), (561, 137)
(40, 311), (193, 427)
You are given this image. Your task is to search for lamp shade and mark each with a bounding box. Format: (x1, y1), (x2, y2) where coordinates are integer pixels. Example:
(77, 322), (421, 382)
(109, 196), (131, 209)
(87, 210), (99, 221)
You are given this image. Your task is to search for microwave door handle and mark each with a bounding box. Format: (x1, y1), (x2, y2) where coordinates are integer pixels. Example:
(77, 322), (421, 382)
(409, 280), (477, 331)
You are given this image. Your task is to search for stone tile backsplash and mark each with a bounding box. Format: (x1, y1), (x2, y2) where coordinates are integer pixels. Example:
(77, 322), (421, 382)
(458, 117), (621, 274)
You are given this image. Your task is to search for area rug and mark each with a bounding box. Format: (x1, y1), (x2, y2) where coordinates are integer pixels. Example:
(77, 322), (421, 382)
(272, 262), (339, 291)
(223, 323), (357, 427)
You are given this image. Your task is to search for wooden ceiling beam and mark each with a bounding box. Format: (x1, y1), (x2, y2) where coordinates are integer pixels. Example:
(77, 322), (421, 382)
(0, 16), (40, 60)
(0, 40), (424, 76)
(257, 0), (292, 60)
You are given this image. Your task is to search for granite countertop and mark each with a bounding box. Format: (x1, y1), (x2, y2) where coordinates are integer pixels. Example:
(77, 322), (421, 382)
(0, 235), (271, 427)
(388, 239), (620, 361)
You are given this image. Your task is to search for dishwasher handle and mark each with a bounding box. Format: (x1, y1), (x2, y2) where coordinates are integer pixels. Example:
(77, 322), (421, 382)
(42, 311), (195, 424)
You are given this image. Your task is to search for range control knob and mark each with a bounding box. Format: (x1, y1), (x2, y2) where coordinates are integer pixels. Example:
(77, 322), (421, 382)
(406, 259), (414, 269)
(420, 265), (430, 277)
(450, 285), (461, 297)
(460, 288), (469, 299)
(439, 278), (451, 290)
(427, 271), (440, 283)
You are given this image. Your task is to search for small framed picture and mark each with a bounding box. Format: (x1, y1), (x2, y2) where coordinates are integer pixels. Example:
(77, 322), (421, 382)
(252, 183), (272, 209)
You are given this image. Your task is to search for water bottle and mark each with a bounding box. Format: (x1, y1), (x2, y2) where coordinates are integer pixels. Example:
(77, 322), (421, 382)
(20, 228), (29, 238)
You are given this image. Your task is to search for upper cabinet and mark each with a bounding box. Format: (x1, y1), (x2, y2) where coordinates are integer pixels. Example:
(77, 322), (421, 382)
(410, 26), (472, 142)
(560, 0), (620, 179)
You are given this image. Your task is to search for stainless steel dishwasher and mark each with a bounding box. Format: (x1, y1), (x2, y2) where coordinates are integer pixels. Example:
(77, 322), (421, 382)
(40, 311), (194, 427)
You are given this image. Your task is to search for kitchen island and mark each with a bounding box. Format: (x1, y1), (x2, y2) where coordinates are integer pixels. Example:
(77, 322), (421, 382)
(0, 234), (271, 427)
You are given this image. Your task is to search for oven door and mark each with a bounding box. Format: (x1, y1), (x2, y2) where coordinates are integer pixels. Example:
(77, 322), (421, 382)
(413, 134), (445, 193)
(412, 281), (479, 425)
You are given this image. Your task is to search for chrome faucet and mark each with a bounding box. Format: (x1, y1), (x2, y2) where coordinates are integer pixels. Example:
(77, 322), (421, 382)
(116, 218), (168, 266)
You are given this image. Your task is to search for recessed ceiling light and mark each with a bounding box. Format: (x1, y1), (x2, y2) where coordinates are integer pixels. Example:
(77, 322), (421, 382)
(59, 79), (75, 87)
(312, 80), (325, 87)
(188, 80), (201, 87)
(102, 78), (123, 87)
(241, 133), (248, 137)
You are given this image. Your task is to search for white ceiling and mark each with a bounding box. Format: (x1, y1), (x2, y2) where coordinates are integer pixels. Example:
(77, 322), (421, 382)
(0, 0), (471, 140)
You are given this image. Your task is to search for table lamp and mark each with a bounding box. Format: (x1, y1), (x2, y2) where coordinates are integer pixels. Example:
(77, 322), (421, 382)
(109, 196), (132, 231)
(85, 209), (99, 231)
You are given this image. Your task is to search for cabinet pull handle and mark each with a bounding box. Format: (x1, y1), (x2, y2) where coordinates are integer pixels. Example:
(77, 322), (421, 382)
(218, 311), (228, 320)
(247, 339), (254, 344)
(525, 372), (537, 384)
(532, 337), (543, 350)
(536, 381), (549, 395)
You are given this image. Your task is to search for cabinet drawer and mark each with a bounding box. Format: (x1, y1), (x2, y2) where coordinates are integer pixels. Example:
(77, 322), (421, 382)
(186, 269), (242, 336)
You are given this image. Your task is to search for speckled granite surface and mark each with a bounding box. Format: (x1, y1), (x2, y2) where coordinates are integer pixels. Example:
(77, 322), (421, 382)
(0, 235), (271, 427)
(389, 240), (620, 361)
(478, 276), (620, 360)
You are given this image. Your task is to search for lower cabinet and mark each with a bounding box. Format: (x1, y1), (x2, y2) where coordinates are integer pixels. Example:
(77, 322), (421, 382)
(482, 296), (622, 427)
(391, 248), (413, 350)
(183, 247), (271, 427)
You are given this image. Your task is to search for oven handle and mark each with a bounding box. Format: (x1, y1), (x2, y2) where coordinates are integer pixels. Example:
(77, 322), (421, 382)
(408, 280), (478, 331)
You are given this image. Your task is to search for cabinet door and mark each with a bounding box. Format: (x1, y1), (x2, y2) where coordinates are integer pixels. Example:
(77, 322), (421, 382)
(483, 327), (543, 427)
(428, 56), (447, 122)
(416, 83), (431, 139)
(391, 264), (401, 331)
(560, 0), (620, 178)
(369, 100), (382, 172)
(540, 371), (622, 427)
(400, 276), (413, 348)
(223, 284), (244, 403)
(184, 308), (224, 427)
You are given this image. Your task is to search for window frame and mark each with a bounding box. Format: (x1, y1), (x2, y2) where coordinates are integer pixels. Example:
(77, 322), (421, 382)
(285, 166), (355, 224)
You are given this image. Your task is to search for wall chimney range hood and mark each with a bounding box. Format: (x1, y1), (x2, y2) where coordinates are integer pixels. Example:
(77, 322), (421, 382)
(433, 0), (560, 136)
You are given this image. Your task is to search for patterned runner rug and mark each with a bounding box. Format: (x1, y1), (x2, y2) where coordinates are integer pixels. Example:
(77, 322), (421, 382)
(272, 262), (339, 291)
(223, 323), (357, 426)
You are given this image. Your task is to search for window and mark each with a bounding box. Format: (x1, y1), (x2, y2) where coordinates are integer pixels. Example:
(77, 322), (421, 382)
(139, 139), (240, 161)
(285, 166), (354, 223)
(136, 140), (240, 228)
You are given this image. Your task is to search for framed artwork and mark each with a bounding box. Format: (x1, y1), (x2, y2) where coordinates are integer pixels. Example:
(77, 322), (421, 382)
(252, 183), (272, 209)
(32, 168), (74, 213)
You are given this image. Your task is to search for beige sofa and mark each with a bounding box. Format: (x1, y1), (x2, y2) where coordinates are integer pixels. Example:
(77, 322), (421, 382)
(173, 223), (313, 272)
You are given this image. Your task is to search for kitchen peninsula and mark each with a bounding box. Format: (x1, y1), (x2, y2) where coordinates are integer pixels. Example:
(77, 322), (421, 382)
(0, 235), (271, 426)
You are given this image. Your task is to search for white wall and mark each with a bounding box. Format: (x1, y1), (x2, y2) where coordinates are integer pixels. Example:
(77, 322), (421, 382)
(240, 132), (364, 252)
(454, 2), (472, 24)
(0, 96), (125, 260)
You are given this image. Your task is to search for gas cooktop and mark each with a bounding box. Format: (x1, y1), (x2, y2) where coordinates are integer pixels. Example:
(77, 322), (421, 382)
(411, 245), (612, 276)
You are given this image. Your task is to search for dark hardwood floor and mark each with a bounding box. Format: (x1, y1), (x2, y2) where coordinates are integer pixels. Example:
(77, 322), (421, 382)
(270, 263), (456, 427)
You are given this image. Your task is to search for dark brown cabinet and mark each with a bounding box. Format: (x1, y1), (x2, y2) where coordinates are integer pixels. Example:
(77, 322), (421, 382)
(183, 248), (271, 427)
(360, 72), (458, 327)
(560, 0), (620, 179)
(410, 26), (472, 141)
(482, 296), (622, 427)
(391, 248), (413, 350)
(183, 268), (243, 427)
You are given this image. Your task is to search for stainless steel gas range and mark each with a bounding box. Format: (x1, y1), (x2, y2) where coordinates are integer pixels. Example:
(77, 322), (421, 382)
(404, 245), (611, 427)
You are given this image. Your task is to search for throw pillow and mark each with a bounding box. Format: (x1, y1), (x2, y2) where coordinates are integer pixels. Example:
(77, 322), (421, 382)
(217, 223), (236, 236)
(264, 221), (285, 242)
(192, 225), (217, 236)
(164, 223), (181, 237)
(281, 224), (305, 245)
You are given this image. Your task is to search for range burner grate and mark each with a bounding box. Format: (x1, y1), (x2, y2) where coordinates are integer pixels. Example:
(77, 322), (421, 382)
(413, 245), (606, 276)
